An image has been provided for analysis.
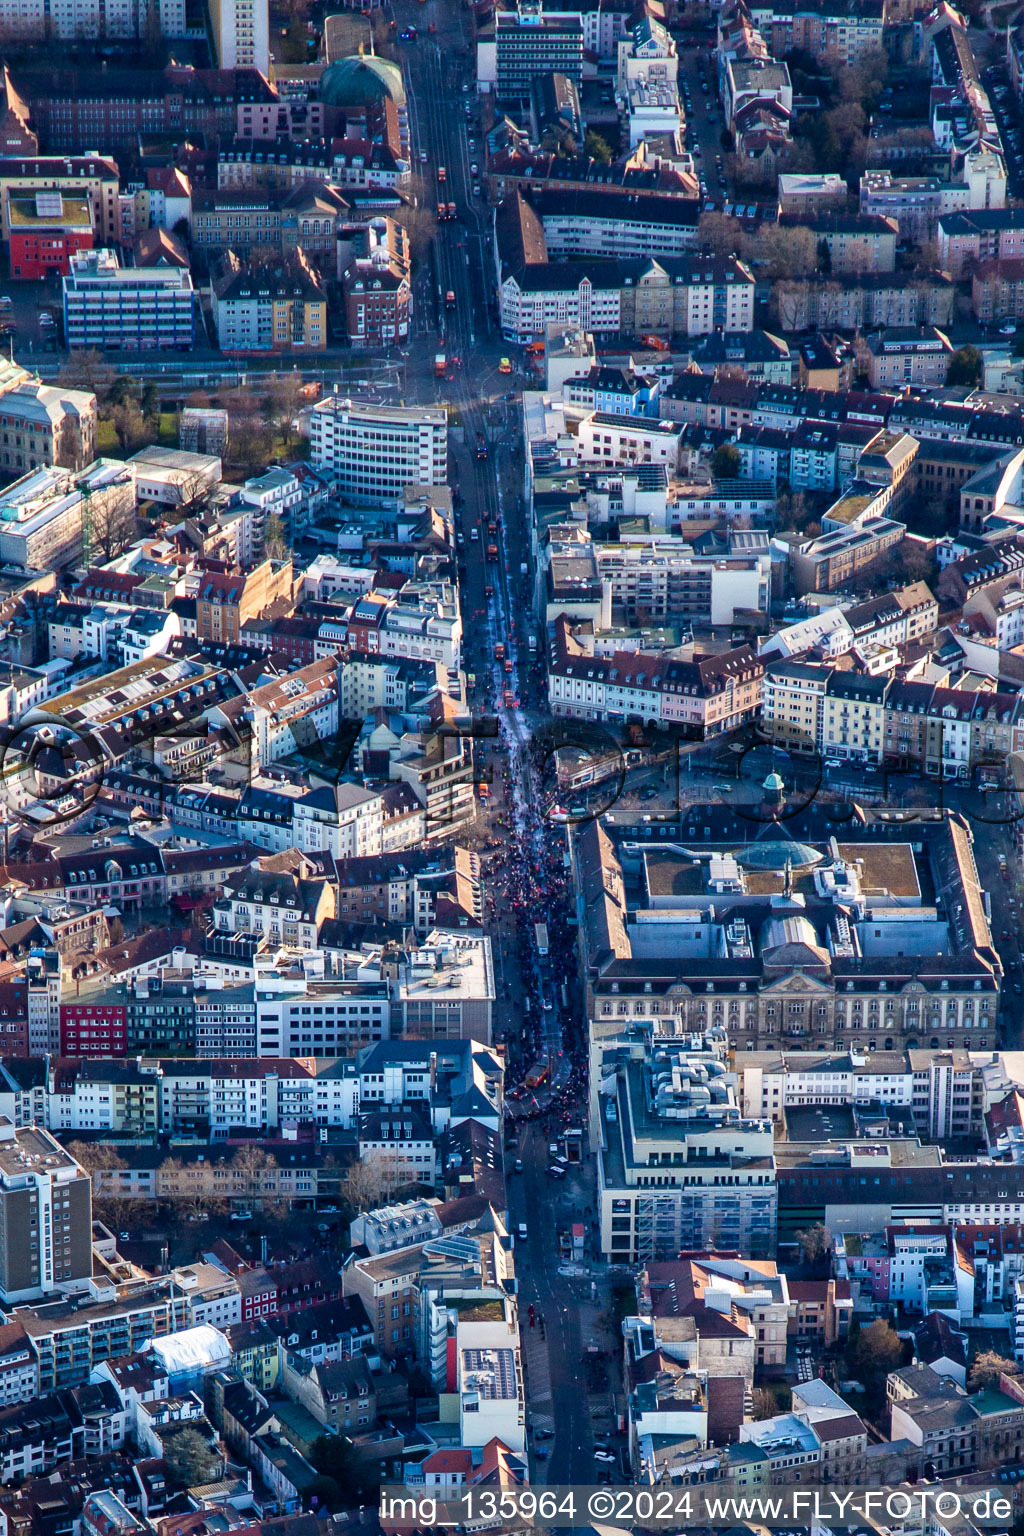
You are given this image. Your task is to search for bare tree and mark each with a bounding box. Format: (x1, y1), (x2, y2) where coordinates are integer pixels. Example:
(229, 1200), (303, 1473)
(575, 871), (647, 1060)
(968, 1350), (1021, 1392)
(265, 373), (306, 455)
(697, 211), (748, 258)
(109, 402), (154, 454)
(757, 224), (818, 279)
(157, 1156), (226, 1222)
(174, 466), (212, 513)
(796, 1222), (833, 1264)
(66, 1141), (146, 1232)
(230, 1144), (288, 1219)
(342, 1149), (410, 1212)
(263, 512), (289, 560)
(89, 491), (138, 562)
(58, 349), (115, 397)
(229, 412), (274, 475)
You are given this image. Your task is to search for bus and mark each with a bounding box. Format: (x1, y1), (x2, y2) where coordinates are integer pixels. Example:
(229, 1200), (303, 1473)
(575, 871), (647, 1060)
(534, 922), (549, 957)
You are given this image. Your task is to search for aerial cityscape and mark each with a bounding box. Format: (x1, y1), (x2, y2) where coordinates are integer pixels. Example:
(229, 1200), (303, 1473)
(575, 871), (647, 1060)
(4, 0), (1024, 1527)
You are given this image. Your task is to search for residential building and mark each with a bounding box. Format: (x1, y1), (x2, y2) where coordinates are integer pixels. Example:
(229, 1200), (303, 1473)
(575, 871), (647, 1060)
(0, 1121), (92, 1304)
(194, 559), (294, 643)
(863, 327), (955, 390)
(209, 0), (269, 74)
(214, 252), (327, 355)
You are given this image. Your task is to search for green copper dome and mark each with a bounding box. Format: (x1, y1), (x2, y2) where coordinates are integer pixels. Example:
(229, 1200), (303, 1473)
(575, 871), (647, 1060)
(319, 55), (407, 109)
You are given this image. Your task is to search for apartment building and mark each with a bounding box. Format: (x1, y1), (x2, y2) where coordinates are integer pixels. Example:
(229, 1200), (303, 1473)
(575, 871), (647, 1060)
(0, 157), (119, 244)
(209, 0), (269, 74)
(549, 624), (764, 734)
(495, 193), (754, 342)
(8, 189), (93, 279)
(195, 559), (293, 644)
(938, 207), (1024, 277)
(864, 327), (954, 389)
(214, 253), (327, 355)
(772, 273), (955, 333)
(528, 190), (699, 260)
(0, 1122), (92, 1304)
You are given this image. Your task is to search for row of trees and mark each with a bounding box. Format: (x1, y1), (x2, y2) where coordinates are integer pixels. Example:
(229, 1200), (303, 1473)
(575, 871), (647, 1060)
(68, 1140), (421, 1230)
(56, 354), (309, 479)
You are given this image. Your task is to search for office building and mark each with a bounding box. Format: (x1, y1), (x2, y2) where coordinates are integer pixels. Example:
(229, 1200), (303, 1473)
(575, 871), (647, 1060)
(63, 250), (197, 352)
(309, 398), (447, 505)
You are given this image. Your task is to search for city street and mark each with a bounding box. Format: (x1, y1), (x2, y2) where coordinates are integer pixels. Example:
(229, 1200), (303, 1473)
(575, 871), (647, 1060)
(390, 0), (615, 1483)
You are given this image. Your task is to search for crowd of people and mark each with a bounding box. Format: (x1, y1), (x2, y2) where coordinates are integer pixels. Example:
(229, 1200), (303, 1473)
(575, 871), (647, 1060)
(474, 709), (590, 1136)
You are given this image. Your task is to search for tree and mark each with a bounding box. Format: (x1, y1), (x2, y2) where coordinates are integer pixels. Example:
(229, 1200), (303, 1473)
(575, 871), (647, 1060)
(304, 1475), (342, 1513)
(947, 344), (983, 387)
(157, 1156), (225, 1222)
(752, 1386), (780, 1419)
(342, 1148), (410, 1212)
(585, 130), (613, 163)
(697, 211), (747, 258)
(773, 490), (813, 532)
(229, 411), (274, 474)
(109, 402), (153, 454)
(163, 1426), (221, 1488)
(280, 16), (309, 62)
(758, 223), (818, 278)
(848, 1319), (904, 1392)
(230, 1144), (287, 1218)
(142, 382), (160, 421)
(796, 1222), (833, 1264)
(174, 466), (212, 513)
(311, 1435), (375, 1505)
(967, 1350), (1021, 1392)
(58, 349), (115, 397)
(107, 375), (141, 410)
(826, 100), (866, 156)
(264, 512), (289, 561)
(542, 124), (577, 157)
(65, 1141), (145, 1232)
(710, 442), (741, 480)
(89, 488), (138, 561)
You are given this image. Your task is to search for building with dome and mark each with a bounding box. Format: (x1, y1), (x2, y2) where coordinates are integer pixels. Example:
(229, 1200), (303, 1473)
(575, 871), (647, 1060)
(578, 809), (1000, 1063)
(579, 806), (1002, 1264)
(318, 54), (409, 150)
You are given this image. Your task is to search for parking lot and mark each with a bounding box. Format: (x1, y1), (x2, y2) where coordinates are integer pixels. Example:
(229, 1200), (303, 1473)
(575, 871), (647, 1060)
(0, 278), (64, 356)
(984, 63), (1024, 200)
